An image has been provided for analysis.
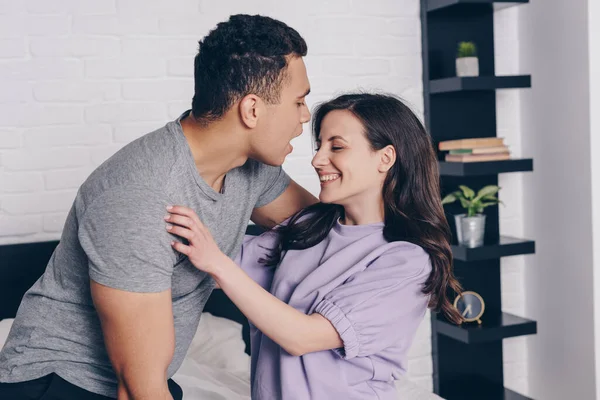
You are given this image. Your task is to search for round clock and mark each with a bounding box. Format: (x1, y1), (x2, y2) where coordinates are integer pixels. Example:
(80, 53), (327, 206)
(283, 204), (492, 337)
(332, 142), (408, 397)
(453, 291), (485, 324)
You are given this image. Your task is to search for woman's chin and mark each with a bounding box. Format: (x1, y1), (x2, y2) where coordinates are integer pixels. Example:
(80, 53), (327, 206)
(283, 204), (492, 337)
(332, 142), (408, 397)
(318, 192), (339, 204)
(318, 193), (331, 203)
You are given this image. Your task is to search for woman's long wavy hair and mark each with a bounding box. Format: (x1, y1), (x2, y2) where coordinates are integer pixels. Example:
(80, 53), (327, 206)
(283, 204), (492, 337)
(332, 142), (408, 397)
(262, 93), (463, 324)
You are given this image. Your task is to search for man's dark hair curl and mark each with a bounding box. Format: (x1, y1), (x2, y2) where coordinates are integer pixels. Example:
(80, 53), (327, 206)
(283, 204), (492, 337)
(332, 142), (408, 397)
(191, 14), (308, 124)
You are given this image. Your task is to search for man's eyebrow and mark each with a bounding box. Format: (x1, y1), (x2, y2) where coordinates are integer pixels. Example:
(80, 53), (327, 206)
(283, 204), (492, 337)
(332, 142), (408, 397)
(297, 88), (311, 99)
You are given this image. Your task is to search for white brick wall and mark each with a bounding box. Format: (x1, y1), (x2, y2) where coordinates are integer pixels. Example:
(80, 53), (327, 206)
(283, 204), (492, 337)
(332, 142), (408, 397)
(494, 6), (530, 397)
(0, 0), (528, 395)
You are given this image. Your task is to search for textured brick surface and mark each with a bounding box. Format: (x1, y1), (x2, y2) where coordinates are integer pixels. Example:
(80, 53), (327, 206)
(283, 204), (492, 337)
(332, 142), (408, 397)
(0, 1), (527, 393)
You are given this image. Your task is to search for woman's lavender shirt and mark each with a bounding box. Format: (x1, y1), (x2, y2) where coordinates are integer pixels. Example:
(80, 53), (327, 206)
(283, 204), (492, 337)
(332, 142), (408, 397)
(235, 220), (431, 400)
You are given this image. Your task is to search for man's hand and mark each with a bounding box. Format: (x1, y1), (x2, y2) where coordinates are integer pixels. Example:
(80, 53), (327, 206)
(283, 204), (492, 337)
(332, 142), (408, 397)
(91, 280), (175, 400)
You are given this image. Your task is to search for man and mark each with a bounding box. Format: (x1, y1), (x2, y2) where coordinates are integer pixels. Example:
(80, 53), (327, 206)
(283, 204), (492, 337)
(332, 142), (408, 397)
(0, 14), (316, 400)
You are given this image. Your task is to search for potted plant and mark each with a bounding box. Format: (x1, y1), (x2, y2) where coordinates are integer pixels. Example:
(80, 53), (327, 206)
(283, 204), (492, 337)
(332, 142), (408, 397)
(456, 41), (479, 77)
(442, 185), (501, 247)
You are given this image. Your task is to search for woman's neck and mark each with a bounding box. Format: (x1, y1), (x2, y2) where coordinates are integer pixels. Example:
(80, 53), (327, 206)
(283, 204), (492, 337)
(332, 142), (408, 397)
(341, 198), (385, 226)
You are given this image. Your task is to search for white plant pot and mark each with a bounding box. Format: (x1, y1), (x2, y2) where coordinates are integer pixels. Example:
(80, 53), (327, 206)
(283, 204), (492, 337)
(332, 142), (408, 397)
(456, 57), (479, 77)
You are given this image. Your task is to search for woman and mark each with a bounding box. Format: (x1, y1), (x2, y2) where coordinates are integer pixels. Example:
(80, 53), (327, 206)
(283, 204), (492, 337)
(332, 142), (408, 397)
(164, 93), (463, 400)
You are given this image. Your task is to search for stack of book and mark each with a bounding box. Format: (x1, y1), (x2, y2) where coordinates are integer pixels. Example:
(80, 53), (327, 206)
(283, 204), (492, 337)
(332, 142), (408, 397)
(439, 137), (510, 162)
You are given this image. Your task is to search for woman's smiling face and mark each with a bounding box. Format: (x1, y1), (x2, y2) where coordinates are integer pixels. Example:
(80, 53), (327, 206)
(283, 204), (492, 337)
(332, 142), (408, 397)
(312, 109), (387, 207)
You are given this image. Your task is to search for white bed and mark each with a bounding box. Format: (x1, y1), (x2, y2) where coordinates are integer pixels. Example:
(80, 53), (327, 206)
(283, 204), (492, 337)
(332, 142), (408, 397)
(0, 315), (442, 400)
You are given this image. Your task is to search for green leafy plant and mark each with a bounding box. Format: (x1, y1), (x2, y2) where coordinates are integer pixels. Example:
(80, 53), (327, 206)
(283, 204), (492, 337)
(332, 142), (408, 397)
(442, 185), (501, 217)
(457, 41), (477, 58)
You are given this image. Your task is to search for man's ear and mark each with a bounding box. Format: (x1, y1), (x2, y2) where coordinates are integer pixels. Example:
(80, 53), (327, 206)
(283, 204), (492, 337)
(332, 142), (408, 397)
(378, 145), (396, 173)
(239, 94), (261, 128)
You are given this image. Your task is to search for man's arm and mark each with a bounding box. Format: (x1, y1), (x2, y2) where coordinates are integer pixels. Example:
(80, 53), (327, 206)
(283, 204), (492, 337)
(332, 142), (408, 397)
(251, 179), (317, 229)
(91, 280), (175, 400)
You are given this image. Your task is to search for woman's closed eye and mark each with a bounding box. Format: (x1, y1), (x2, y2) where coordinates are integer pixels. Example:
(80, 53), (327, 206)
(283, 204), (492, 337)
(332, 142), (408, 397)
(314, 145), (344, 152)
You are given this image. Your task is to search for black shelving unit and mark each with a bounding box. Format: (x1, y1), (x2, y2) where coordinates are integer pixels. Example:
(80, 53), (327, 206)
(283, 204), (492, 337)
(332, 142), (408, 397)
(441, 377), (533, 400)
(435, 312), (536, 344)
(430, 75), (531, 93)
(427, 0), (529, 13)
(439, 159), (533, 176)
(420, 1), (536, 399)
(452, 236), (535, 261)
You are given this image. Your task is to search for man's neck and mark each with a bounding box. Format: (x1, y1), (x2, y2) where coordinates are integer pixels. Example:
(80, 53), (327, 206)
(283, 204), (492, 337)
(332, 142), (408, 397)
(180, 114), (249, 191)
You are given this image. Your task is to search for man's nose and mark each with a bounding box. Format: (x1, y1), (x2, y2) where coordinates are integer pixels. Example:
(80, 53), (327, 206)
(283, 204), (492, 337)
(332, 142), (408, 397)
(301, 105), (311, 124)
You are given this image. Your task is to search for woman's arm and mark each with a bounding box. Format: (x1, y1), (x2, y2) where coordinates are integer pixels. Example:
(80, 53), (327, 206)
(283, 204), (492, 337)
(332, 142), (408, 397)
(212, 255), (341, 356)
(164, 206), (342, 357)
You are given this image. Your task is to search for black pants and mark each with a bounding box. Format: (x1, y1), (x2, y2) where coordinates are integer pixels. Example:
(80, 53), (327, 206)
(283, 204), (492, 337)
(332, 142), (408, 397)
(0, 373), (183, 400)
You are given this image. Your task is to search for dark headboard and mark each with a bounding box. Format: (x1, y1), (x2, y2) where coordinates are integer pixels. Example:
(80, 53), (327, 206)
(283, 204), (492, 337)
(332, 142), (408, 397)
(0, 224), (266, 354)
(0, 241), (59, 321)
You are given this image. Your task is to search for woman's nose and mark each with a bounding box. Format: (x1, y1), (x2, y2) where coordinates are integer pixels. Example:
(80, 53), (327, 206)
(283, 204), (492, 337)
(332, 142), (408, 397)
(311, 149), (329, 168)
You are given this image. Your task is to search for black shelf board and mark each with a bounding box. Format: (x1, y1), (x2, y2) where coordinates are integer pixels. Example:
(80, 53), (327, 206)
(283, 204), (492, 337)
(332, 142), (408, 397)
(435, 312), (537, 344)
(439, 158), (533, 176)
(427, 0), (529, 13)
(440, 376), (533, 400)
(452, 236), (535, 261)
(443, 388), (532, 400)
(430, 75), (531, 94)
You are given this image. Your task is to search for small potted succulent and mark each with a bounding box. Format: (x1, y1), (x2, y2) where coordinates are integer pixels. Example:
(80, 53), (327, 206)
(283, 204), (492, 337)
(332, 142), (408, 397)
(442, 185), (501, 247)
(456, 41), (479, 77)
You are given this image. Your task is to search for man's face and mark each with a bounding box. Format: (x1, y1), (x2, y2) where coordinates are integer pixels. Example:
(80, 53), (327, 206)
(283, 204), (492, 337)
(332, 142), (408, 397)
(249, 56), (311, 166)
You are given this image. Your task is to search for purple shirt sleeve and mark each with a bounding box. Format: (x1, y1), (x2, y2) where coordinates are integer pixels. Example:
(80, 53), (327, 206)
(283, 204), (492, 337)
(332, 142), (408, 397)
(314, 243), (431, 360)
(234, 233), (278, 290)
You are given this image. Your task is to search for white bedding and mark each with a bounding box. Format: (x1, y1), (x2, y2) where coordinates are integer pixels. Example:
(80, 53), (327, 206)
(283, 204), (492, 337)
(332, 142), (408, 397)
(0, 315), (442, 400)
(172, 313), (251, 400)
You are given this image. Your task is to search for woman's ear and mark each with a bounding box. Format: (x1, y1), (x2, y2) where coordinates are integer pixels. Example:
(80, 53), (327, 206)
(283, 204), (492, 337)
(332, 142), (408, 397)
(239, 94), (261, 128)
(378, 145), (396, 173)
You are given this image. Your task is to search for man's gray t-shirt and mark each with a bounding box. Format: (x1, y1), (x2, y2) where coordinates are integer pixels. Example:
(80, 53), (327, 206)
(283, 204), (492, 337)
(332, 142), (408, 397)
(0, 110), (291, 397)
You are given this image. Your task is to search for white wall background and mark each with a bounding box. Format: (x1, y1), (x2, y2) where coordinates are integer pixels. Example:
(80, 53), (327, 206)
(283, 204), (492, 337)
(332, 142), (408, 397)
(0, 0), (528, 394)
(494, 5), (530, 396)
(592, 0), (600, 396)
(519, 0), (597, 398)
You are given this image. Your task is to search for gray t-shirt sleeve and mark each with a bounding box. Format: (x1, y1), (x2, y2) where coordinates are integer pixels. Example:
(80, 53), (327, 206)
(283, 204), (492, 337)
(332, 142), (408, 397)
(78, 186), (178, 293)
(254, 164), (291, 208)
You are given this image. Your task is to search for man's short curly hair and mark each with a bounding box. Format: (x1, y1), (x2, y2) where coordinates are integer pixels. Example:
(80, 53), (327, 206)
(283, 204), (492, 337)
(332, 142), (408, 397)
(191, 14), (308, 124)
